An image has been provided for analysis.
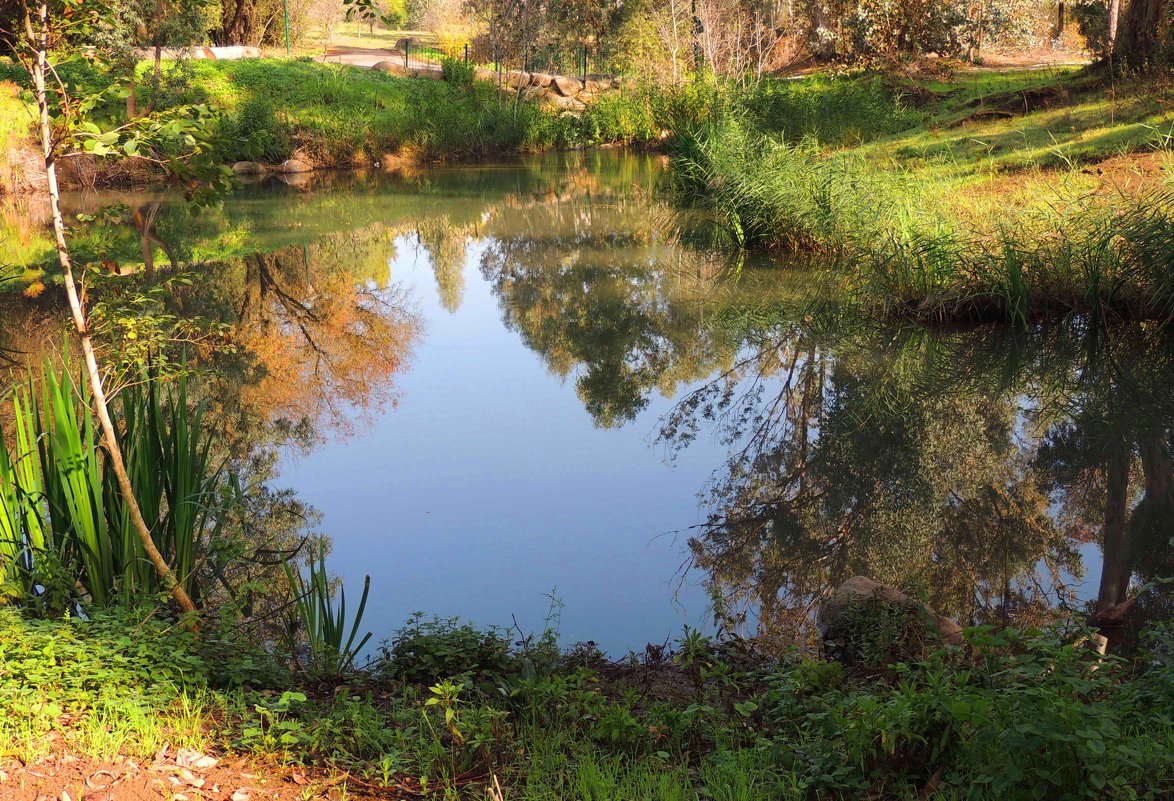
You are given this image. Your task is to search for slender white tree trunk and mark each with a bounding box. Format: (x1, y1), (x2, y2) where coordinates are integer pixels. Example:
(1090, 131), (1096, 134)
(25, 1), (198, 617)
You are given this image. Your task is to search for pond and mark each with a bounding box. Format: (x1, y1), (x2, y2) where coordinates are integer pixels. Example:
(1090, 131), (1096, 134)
(1, 151), (1170, 654)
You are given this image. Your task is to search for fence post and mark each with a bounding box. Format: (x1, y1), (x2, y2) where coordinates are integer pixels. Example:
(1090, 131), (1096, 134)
(404, 40), (409, 69)
(465, 43), (469, 65)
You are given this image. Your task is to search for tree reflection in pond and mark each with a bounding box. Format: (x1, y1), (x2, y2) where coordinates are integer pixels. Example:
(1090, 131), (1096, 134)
(658, 319), (1174, 651)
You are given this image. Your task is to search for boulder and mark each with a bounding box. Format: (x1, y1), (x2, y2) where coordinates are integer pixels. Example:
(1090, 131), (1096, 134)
(506, 70), (531, 89)
(208, 45), (261, 60)
(230, 161), (264, 175)
(817, 576), (965, 647)
(529, 72), (553, 88)
(275, 158), (313, 174)
(409, 67), (443, 80)
(372, 60), (409, 75)
(474, 67), (499, 83)
(552, 76), (583, 97)
(584, 74), (612, 93)
(544, 94), (586, 113)
(576, 91), (595, 104)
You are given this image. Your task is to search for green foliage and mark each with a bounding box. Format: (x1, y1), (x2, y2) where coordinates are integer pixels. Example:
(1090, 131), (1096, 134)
(0, 606), (278, 757)
(0, 359), (237, 611)
(216, 95), (292, 162)
(821, 595), (939, 669)
(440, 55), (474, 88)
(863, 192), (1174, 323)
(0, 604), (1171, 798)
(379, 613), (515, 685)
(283, 540), (372, 678)
(745, 74), (920, 146)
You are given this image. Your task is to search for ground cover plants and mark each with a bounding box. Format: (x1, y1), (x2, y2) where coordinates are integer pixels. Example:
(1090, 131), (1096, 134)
(0, 598), (1170, 800)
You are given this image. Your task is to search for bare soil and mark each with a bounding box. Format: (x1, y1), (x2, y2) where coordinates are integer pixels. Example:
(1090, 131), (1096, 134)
(0, 746), (405, 801)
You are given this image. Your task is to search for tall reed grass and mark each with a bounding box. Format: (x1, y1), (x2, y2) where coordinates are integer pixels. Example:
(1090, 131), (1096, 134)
(670, 120), (1174, 324)
(0, 359), (235, 610)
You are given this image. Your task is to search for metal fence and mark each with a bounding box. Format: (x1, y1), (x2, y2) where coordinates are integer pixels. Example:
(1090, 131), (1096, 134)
(391, 37), (619, 79)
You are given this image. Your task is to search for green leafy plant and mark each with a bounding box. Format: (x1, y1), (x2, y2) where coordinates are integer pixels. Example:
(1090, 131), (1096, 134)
(0, 356), (236, 611)
(283, 541), (372, 677)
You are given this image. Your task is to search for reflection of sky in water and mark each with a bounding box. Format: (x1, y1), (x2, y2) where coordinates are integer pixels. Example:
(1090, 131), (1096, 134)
(279, 236), (722, 654)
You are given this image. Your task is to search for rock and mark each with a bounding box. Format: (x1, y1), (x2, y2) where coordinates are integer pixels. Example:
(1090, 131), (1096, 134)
(552, 76), (583, 97)
(474, 67), (499, 83)
(529, 72), (553, 88)
(817, 576), (965, 647)
(275, 158), (313, 174)
(230, 161), (263, 175)
(409, 67), (442, 80)
(506, 70), (530, 89)
(576, 91), (595, 104)
(208, 45), (261, 60)
(584, 74), (612, 92)
(372, 60), (409, 75)
(522, 86), (547, 101)
(544, 94), (586, 113)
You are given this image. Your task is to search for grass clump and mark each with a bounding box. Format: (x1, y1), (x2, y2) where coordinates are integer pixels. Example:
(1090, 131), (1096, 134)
(864, 192), (1174, 323)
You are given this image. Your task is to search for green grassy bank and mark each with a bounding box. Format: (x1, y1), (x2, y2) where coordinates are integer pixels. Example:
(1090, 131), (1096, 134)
(3, 607), (1171, 801)
(667, 68), (1174, 324)
(0, 57), (703, 186)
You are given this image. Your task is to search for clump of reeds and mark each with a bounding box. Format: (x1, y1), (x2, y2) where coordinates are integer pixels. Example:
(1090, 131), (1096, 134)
(861, 192), (1174, 324)
(670, 118), (1174, 325)
(0, 357), (235, 611)
(669, 120), (893, 253)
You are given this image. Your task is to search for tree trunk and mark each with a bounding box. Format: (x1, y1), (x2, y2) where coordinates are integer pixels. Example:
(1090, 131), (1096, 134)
(1096, 447), (1132, 614)
(126, 74), (138, 119)
(1117, 0), (1167, 71)
(25, 2), (198, 618)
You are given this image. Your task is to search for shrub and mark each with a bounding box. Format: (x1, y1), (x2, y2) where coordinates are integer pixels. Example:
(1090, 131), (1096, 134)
(441, 56), (475, 89)
(218, 96), (291, 162)
(378, 613), (515, 685)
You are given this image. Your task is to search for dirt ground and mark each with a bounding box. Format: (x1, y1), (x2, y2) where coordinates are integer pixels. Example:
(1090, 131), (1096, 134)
(0, 746), (409, 801)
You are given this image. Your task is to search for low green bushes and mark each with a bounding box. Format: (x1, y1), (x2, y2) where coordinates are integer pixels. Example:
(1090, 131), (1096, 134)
(4, 606), (1168, 799)
(745, 73), (921, 145)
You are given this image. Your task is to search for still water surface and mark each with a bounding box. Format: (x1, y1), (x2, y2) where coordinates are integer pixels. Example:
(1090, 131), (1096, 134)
(4, 151), (1170, 652)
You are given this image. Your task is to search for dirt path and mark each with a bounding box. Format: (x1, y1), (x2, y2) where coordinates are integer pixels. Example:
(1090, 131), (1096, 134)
(315, 45), (441, 74)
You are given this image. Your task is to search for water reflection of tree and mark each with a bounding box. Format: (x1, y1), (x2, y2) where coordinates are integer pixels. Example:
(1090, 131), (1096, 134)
(415, 217), (468, 314)
(476, 193), (757, 427)
(177, 227), (419, 445)
(1031, 326), (1174, 647)
(659, 319), (1174, 648)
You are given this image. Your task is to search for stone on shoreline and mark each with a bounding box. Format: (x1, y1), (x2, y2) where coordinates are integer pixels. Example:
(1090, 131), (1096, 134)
(817, 576), (965, 647)
(275, 158), (313, 174)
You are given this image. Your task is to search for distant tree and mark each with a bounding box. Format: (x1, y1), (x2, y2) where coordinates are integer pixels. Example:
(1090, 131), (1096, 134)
(94, 0), (211, 119)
